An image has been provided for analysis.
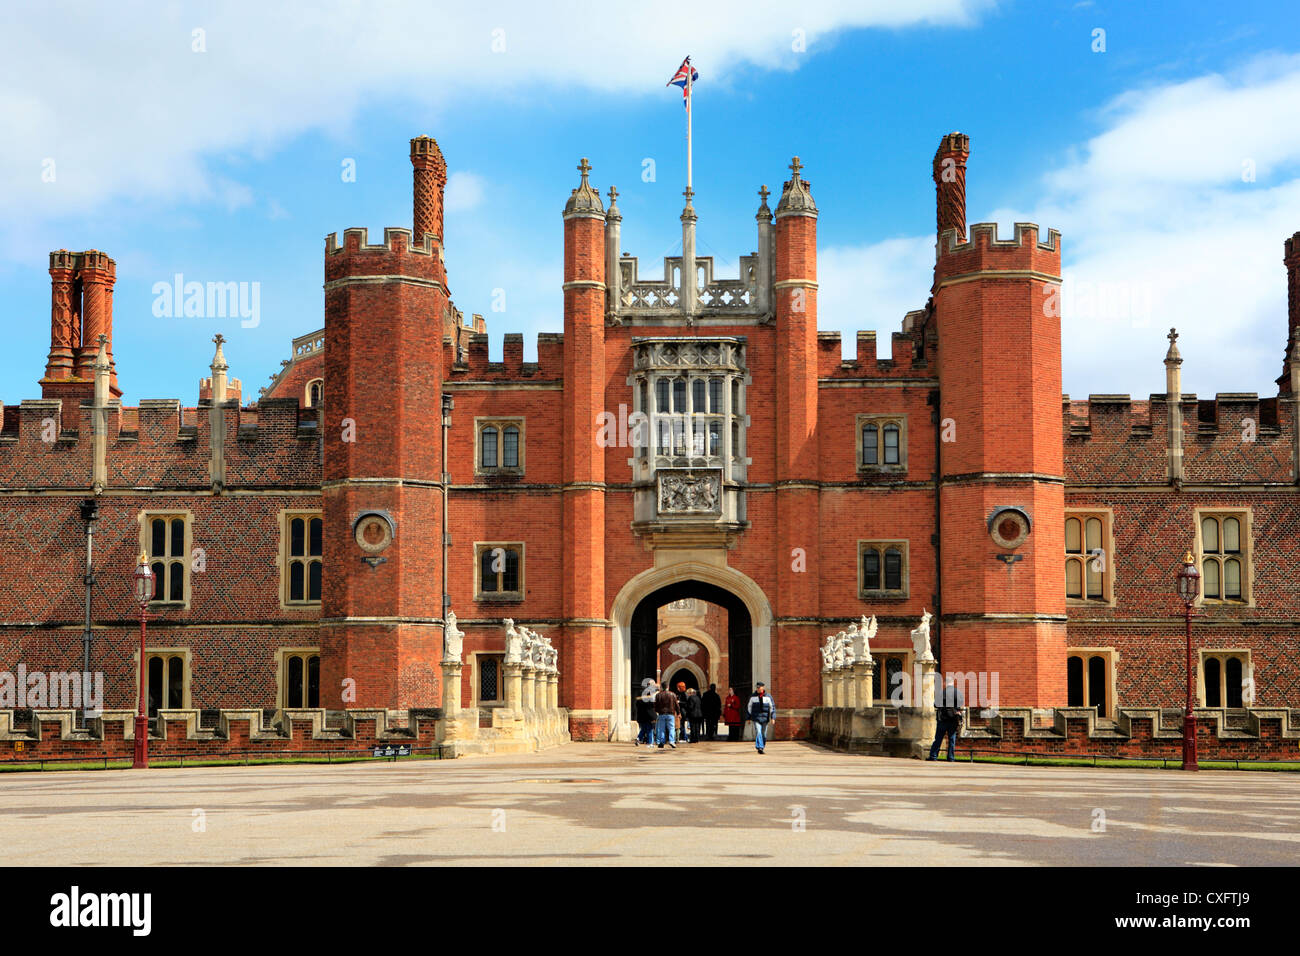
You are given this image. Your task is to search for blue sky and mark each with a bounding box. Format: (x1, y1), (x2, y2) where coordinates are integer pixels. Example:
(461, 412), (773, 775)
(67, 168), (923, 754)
(3, 1), (1300, 405)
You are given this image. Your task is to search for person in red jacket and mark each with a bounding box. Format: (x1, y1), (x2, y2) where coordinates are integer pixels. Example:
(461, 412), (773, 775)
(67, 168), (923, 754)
(722, 686), (743, 741)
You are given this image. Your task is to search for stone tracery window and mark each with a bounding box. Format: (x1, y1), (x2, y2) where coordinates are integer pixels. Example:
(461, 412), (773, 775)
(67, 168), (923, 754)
(629, 337), (748, 478)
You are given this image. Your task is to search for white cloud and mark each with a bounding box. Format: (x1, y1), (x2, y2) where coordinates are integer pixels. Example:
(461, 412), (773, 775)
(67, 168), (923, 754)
(444, 172), (487, 213)
(819, 54), (1300, 397)
(0, 0), (990, 235)
(818, 237), (935, 358)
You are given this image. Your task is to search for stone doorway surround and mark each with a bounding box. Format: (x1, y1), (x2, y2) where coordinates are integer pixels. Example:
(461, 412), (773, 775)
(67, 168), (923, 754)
(609, 549), (772, 741)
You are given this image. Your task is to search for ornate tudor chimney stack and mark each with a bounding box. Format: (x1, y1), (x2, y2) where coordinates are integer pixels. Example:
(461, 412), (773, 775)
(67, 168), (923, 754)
(41, 249), (120, 408)
(933, 132), (971, 243)
(410, 136), (448, 248)
(1279, 231), (1300, 392)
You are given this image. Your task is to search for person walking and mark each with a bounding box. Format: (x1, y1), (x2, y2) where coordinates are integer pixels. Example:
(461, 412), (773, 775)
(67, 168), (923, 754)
(683, 687), (705, 744)
(634, 679), (658, 747)
(722, 686), (742, 742)
(702, 683), (722, 741)
(654, 682), (679, 749)
(674, 681), (688, 743)
(748, 682), (774, 754)
(928, 677), (964, 762)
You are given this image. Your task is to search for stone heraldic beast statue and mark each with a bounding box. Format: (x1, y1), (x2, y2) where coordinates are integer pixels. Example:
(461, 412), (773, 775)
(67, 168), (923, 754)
(442, 610), (464, 664)
(910, 609), (935, 663)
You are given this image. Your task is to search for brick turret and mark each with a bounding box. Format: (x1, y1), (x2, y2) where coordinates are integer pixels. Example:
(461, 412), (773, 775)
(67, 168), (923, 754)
(772, 157), (821, 689)
(560, 157), (608, 736)
(319, 194), (448, 707)
(932, 133), (1066, 708)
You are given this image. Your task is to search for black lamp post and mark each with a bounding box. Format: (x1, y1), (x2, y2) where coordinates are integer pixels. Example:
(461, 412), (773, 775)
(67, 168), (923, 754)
(132, 552), (155, 769)
(78, 498), (98, 726)
(1176, 550), (1201, 771)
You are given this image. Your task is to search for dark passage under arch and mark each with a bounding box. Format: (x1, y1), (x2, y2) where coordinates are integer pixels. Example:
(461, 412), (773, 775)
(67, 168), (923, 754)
(629, 579), (752, 719)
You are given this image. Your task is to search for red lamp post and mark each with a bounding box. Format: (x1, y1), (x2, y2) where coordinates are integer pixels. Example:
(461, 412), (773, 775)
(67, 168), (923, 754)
(1176, 550), (1201, 771)
(132, 552), (155, 769)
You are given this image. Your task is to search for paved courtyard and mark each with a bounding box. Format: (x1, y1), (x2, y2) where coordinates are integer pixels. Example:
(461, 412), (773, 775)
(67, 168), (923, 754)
(2, 742), (1296, 866)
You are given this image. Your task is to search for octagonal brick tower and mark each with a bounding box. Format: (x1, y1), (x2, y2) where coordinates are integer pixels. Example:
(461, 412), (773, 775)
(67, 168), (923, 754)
(932, 132), (1067, 708)
(318, 137), (449, 710)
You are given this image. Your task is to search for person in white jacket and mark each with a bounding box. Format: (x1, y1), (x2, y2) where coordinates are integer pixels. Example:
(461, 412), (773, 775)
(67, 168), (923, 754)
(747, 682), (775, 753)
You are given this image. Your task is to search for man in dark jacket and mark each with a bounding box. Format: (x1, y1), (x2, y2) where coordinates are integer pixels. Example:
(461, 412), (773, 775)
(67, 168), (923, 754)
(634, 679), (658, 747)
(701, 684), (722, 741)
(683, 688), (705, 743)
(653, 683), (679, 749)
(928, 677), (964, 761)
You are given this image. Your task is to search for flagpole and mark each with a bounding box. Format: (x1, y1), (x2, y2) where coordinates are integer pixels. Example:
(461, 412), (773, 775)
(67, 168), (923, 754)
(686, 59), (693, 193)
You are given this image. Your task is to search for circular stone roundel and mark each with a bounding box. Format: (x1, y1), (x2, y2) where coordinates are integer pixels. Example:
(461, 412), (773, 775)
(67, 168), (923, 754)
(988, 507), (1031, 549)
(353, 511), (395, 554)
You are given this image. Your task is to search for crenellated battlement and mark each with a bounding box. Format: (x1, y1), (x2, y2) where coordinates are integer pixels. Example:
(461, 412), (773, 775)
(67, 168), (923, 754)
(324, 226), (437, 259)
(938, 221), (1061, 257)
(816, 327), (927, 378)
(1063, 388), (1295, 485)
(447, 331), (565, 379)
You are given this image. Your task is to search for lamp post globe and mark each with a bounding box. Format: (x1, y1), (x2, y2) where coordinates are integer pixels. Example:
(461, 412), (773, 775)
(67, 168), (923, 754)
(1177, 550), (1200, 771)
(132, 552), (154, 769)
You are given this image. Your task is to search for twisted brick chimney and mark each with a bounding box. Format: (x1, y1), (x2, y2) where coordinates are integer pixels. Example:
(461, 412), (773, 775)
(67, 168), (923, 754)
(1280, 231), (1300, 392)
(933, 132), (971, 243)
(41, 249), (120, 404)
(410, 136), (447, 247)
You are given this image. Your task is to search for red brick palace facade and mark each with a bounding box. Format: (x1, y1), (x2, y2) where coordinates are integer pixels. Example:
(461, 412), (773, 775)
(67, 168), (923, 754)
(2, 132), (1298, 742)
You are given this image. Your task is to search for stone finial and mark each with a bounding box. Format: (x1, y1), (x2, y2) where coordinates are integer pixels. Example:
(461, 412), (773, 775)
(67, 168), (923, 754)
(211, 333), (229, 372)
(756, 184), (772, 223)
(92, 333), (110, 373)
(563, 157), (604, 218)
(1164, 327), (1182, 366)
(605, 185), (621, 221)
(681, 185), (697, 224)
(775, 157), (817, 218)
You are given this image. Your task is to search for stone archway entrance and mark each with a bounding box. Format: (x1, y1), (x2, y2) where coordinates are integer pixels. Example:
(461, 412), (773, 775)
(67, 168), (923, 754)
(630, 581), (751, 720)
(611, 560), (772, 741)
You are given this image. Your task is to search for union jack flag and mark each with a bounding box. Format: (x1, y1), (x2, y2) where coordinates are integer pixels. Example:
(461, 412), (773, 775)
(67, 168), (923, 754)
(667, 56), (698, 109)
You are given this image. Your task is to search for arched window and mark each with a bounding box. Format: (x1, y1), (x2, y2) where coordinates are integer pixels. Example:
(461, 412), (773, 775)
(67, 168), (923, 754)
(285, 652), (320, 708)
(285, 513), (323, 605)
(145, 652), (187, 716)
(1067, 655), (1083, 706)
(1065, 513), (1110, 602)
(1204, 656), (1222, 707)
(305, 379), (323, 408)
(883, 424), (900, 464)
(862, 424), (878, 466)
(1199, 512), (1248, 603)
(1088, 655), (1107, 717)
(860, 542), (907, 596)
(1201, 652), (1249, 708)
(1066, 649), (1113, 716)
(857, 417), (905, 472)
(477, 420), (525, 473)
(144, 513), (189, 605)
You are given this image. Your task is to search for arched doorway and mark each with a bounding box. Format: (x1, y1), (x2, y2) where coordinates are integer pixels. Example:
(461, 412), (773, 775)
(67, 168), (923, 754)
(610, 561), (772, 741)
(628, 581), (752, 725)
(661, 661), (703, 692)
